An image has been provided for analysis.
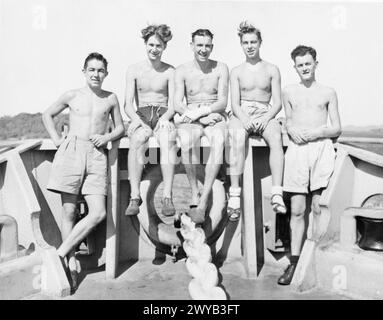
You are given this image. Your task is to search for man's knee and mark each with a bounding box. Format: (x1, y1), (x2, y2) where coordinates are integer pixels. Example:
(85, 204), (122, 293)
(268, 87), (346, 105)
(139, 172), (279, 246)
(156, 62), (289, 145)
(311, 200), (321, 216)
(89, 209), (106, 226)
(62, 204), (77, 222)
(130, 131), (150, 149)
(291, 201), (306, 219)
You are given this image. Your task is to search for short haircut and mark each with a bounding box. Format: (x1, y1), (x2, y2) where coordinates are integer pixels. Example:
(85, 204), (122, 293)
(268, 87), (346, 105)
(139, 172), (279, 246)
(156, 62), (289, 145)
(83, 52), (108, 71)
(291, 45), (317, 62)
(191, 29), (214, 42)
(141, 24), (173, 44)
(237, 21), (262, 43)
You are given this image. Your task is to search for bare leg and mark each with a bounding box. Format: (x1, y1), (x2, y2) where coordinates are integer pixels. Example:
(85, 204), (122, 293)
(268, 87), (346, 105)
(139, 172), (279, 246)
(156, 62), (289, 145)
(198, 121), (227, 212)
(311, 189), (324, 241)
(178, 124), (203, 206)
(262, 119), (284, 187)
(227, 117), (249, 188)
(57, 194), (106, 258)
(290, 193), (306, 256)
(60, 193), (78, 271)
(127, 128), (152, 199)
(156, 128), (177, 198)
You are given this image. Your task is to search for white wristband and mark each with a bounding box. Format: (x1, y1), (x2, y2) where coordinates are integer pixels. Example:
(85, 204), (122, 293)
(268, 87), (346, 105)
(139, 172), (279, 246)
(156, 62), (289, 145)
(200, 105), (212, 116)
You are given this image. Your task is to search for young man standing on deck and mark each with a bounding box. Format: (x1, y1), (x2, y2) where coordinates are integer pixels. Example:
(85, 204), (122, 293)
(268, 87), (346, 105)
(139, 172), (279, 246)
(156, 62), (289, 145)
(278, 45), (341, 285)
(124, 24), (177, 217)
(43, 52), (125, 290)
(227, 21), (286, 222)
(174, 29), (228, 224)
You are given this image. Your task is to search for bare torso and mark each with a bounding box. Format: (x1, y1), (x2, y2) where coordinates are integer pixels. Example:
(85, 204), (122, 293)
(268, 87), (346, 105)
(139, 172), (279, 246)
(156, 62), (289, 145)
(181, 60), (221, 106)
(133, 61), (173, 107)
(284, 82), (333, 129)
(66, 87), (114, 139)
(237, 61), (274, 104)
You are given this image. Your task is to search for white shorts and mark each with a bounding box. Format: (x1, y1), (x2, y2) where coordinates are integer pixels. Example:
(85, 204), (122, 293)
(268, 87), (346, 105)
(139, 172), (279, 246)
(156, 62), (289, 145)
(283, 138), (336, 194)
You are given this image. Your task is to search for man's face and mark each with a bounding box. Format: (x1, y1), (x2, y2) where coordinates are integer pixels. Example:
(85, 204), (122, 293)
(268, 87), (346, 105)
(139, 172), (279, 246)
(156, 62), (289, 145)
(191, 35), (213, 62)
(83, 59), (108, 88)
(146, 35), (166, 61)
(241, 33), (261, 59)
(294, 53), (317, 81)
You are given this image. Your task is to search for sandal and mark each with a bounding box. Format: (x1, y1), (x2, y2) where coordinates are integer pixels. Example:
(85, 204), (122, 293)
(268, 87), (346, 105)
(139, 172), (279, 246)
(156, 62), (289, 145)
(227, 207), (241, 222)
(271, 194), (287, 214)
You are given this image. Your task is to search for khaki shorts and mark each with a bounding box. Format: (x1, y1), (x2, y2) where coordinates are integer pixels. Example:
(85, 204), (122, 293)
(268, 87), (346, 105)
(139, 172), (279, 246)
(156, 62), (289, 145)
(229, 101), (270, 134)
(283, 138), (336, 193)
(47, 136), (107, 196)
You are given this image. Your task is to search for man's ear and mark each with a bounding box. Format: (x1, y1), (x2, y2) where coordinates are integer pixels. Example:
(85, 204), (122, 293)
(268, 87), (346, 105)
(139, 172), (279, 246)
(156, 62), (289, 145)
(82, 68), (86, 74)
(105, 71), (109, 77)
(189, 42), (194, 51)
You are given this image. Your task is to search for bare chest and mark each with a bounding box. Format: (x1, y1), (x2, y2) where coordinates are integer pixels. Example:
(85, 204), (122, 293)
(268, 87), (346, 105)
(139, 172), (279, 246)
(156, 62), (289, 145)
(136, 71), (168, 94)
(290, 92), (329, 113)
(239, 69), (271, 93)
(70, 95), (111, 118)
(185, 71), (219, 96)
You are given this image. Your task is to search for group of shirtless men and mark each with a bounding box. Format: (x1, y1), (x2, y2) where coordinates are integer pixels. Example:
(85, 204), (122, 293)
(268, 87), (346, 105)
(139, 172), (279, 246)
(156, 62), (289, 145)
(42, 21), (341, 291)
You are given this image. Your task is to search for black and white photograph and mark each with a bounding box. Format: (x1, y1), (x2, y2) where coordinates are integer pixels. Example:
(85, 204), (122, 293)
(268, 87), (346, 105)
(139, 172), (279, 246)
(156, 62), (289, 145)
(0, 0), (383, 306)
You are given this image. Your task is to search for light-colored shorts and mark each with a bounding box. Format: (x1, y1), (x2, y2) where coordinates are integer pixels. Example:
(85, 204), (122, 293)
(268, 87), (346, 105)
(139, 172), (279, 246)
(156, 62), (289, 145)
(283, 138), (336, 194)
(47, 135), (107, 196)
(229, 100), (271, 134)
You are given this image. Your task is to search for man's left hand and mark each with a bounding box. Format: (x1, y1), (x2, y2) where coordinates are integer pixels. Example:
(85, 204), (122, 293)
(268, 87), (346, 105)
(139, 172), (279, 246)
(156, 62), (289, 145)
(301, 128), (322, 142)
(154, 118), (175, 132)
(252, 115), (271, 134)
(90, 134), (109, 148)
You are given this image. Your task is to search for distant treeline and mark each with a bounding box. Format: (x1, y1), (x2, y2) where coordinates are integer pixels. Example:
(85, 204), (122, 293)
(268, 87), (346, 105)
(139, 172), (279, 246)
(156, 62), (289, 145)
(0, 112), (381, 140)
(0, 113), (69, 140)
(0, 113), (120, 140)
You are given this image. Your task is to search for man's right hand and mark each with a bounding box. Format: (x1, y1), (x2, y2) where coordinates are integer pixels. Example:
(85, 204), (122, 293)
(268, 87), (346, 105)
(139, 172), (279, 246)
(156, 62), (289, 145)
(240, 117), (254, 132)
(127, 120), (149, 137)
(287, 126), (307, 144)
(53, 136), (65, 148)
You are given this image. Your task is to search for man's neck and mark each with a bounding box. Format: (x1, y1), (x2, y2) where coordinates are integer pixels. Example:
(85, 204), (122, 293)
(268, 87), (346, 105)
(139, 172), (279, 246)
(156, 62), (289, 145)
(85, 85), (103, 96)
(193, 58), (211, 72)
(301, 77), (317, 88)
(146, 58), (162, 70)
(246, 54), (262, 65)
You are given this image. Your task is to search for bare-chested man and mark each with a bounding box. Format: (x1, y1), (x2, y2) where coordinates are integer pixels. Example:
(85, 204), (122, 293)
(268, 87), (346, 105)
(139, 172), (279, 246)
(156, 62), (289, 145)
(278, 45), (341, 285)
(175, 29), (228, 224)
(43, 52), (125, 291)
(227, 21), (286, 221)
(124, 24), (177, 216)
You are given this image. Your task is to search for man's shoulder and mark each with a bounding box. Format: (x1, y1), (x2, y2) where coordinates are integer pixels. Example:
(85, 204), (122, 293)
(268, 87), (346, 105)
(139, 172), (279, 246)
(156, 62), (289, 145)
(317, 83), (336, 95)
(215, 60), (229, 72)
(263, 61), (280, 74)
(63, 88), (83, 100)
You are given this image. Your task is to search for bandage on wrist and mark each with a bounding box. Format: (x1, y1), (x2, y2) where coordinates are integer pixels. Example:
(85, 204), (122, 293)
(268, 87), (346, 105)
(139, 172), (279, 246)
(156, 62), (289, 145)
(200, 105), (212, 116)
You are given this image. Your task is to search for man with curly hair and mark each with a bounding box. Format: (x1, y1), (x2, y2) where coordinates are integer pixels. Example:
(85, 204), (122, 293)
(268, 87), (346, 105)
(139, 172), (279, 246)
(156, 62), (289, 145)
(124, 24), (177, 217)
(226, 21), (286, 222)
(174, 29), (229, 224)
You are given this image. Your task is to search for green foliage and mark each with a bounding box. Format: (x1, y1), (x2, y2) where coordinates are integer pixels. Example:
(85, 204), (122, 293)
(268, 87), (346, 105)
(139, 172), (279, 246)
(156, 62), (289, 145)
(0, 113), (69, 140)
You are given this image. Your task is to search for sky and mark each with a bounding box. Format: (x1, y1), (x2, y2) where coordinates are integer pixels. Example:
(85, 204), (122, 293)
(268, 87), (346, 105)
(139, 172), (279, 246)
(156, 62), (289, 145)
(0, 0), (383, 126)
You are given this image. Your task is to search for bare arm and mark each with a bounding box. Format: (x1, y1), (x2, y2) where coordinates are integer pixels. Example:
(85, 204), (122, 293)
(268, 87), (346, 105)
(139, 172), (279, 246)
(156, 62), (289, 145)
(205, 63), (229, 113)
(42, 91), (73, 146)
(123, 67), (141, 123)
(320, 89), (342, 138)
(174, 67), (188, 115)
(267, 66), (282, 119)
(89, 94), (125, 148)
(160, 67), (175, 121)
(302, 89), (342, 141)
(230, 67), (247, 123)
(282, 88), (306, 144)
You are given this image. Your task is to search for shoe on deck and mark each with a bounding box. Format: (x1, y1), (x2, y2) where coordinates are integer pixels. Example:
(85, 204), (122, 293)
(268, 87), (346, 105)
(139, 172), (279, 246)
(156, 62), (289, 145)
(161, 197), (176, 217)
(277, 263), (297, 285)
(189, 206), (205, 225)
(125, 198), (142, 216)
